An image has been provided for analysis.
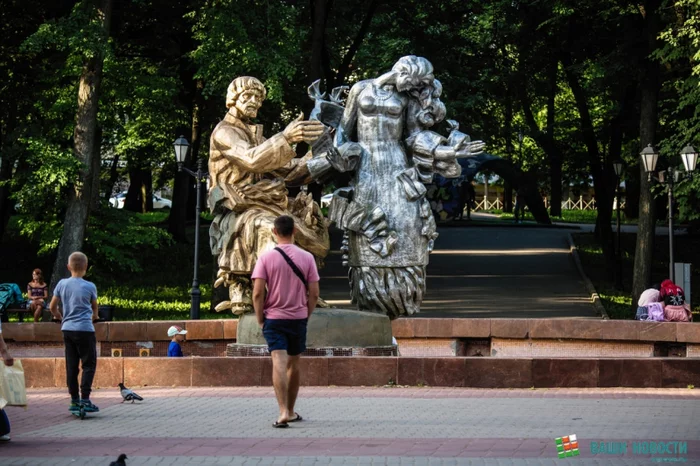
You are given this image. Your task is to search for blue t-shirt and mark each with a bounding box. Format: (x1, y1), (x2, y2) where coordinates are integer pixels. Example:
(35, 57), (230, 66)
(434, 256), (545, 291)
(168, 341), (183, 357)
(54, 277), (98, 332)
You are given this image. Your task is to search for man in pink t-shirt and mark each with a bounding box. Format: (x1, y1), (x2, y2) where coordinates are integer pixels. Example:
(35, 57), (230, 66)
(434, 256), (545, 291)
(251, 215), (320, 428)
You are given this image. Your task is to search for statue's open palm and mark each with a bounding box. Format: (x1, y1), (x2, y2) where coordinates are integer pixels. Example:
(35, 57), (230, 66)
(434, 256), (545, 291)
(455, 140), (486, 158)
(283, 113), (325, 144)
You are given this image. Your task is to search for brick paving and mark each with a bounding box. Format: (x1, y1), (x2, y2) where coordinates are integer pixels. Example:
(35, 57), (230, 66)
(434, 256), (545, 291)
(1, 387), (698, 465)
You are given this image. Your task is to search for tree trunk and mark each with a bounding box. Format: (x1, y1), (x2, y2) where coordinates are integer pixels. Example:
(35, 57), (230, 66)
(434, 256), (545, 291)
(0, 100), (16, 240)
(608, 84), (636, 288)
(50, 0), (112, 290)
(168, 165), (190, 241)
(167, 78), (203, 242)
(518, 83), (566, 215)
(143, 169), (153, 212)
(503, 84), (513, 213)
(125, 166), (143, 212)
(547, 60), (562, 218)
(334, 0), (380, 87)
(561, 52), (615, 278)
(103, 153), (120, 202)
(90, 126), (103, 211)
(624, 170), (640, 220)
(125, 166), (153, 213)
(632, 0), (662, 304)
(309, 0), (329, 88)
(0, 152), (13, 240)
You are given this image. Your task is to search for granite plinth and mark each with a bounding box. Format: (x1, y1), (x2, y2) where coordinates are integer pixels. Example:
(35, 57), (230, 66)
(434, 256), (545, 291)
(236, 308), (393, 347)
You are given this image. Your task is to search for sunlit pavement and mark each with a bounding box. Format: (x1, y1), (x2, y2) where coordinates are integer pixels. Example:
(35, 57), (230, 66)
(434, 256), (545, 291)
(1, 386), (699, 465)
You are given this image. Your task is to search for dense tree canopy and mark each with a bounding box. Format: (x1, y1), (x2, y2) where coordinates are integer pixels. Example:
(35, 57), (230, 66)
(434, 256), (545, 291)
(1, 0), (698, 296)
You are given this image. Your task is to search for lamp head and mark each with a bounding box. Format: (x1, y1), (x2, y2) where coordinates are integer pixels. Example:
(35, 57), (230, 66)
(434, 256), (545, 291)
(680, 145), (698, 173)
(640, 144), (659, 179)
(173, 135), (190, 167)
(612, 160), (623, 177)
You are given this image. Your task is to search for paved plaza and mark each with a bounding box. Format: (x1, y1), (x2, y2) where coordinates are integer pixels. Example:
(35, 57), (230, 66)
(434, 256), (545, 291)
(1, 386), (699, 465)
(320, 225), (597, 319)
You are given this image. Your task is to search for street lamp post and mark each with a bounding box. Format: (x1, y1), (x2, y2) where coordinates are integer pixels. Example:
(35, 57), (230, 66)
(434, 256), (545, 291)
(640, 144), (697, 283)
(174, 135), (209, 320)
(612, 160), (624, 289)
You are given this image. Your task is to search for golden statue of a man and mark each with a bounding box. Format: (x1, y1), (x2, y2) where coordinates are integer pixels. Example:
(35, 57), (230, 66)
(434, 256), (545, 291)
(208, 76), (329, 314)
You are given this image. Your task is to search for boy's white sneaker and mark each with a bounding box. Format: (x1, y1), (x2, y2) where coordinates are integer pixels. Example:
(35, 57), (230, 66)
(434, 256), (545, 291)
(0, 434), (11, 441)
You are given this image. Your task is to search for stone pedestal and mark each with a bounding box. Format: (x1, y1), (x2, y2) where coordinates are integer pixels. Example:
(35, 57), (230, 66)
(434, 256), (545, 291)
(236, 308), (393, 347)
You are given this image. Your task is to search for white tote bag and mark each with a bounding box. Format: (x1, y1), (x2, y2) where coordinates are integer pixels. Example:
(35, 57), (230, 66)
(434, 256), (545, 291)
(0, 359), (27, 408)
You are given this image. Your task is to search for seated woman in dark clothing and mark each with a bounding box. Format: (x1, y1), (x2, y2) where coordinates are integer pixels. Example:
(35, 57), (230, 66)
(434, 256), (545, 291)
(27, 268), (48, 322)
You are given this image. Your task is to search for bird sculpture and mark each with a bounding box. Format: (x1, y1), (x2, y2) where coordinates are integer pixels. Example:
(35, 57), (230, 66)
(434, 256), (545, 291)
(109, 453), (128, 466)
(118, 383), (143, 403)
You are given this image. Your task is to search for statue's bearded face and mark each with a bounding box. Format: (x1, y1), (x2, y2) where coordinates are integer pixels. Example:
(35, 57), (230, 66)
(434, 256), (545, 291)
(234, 90), (263, 119)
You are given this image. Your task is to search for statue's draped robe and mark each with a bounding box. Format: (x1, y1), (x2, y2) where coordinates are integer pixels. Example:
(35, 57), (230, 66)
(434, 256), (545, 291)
(208, 112), (328, 276)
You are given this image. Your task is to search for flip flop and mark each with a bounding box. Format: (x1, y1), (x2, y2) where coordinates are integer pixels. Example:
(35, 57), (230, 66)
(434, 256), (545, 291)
(273, 421), (289, 428)
(288, 413), (303, 422)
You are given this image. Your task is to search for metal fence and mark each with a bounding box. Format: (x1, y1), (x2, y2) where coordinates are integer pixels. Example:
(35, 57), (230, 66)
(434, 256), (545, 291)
(475, 196), (625, 212)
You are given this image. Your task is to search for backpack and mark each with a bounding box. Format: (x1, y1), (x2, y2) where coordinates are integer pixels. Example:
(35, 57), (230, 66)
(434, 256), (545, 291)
(660, 280), (685, 306)
(635, 306), (649, 321)
(647, 302), (665, 322)
(664, 304), (692, 322)
(0, 283), (23, 313)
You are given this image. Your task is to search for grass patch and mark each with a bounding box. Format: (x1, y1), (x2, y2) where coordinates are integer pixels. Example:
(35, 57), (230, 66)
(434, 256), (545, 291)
(573, 232), (700, 319)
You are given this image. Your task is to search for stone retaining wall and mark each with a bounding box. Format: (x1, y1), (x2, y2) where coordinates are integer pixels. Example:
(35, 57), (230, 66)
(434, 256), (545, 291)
(19, 356), (700, 389)
(2, 318), (698, 343)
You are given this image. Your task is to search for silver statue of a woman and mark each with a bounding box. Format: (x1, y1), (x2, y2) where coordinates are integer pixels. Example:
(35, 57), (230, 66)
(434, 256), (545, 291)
(307, 56), (485, 319)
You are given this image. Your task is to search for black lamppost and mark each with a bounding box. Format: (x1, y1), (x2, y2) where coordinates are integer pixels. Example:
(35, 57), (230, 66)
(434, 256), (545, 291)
(641, 144), (698, 282)
(612, 160), (624, 289)
(174, 135), (209, 320)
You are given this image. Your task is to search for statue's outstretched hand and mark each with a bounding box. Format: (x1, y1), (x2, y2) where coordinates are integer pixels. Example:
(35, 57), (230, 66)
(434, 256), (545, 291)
(455, 140), (486, 158)
(285, 153), (314, 187)
(283, 113), (325, 144)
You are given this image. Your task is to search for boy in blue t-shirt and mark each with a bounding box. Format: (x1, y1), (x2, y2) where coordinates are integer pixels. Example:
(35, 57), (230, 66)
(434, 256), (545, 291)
(167, 326), (187, 357)
(49, 252), (100, 414)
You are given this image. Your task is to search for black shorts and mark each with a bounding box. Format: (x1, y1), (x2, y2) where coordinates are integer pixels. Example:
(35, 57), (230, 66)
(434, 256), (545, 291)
(262, 318), (308, 356)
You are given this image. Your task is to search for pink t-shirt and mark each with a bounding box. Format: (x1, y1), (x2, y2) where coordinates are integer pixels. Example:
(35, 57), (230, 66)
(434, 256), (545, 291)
(251, 243), (320, 320)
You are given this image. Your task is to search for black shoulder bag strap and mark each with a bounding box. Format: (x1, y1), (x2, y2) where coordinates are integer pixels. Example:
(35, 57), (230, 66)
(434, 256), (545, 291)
(274, 247), (308, 290)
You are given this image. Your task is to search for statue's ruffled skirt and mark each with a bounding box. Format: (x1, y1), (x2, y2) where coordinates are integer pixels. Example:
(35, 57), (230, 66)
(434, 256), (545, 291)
(349, 265), (426, 320)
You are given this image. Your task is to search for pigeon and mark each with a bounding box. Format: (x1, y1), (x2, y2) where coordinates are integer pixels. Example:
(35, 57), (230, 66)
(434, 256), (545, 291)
(118, 383), (143, 403)
(109, 454), (128, 466)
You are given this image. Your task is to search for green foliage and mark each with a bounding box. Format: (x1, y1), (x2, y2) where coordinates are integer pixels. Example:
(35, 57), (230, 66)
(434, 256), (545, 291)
(21, 2), (111, 62)
(5, 206), (174, 281)
(652, 1), (700, 226)
(11, 140), (81, 217)
(99, 284), (227, 321)
(189, 0), (301, 103)
(84, 207), (174, 280)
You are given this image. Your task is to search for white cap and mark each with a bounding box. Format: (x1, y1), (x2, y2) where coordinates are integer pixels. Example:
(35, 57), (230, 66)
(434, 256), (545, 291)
(167, 325), (187, 338)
